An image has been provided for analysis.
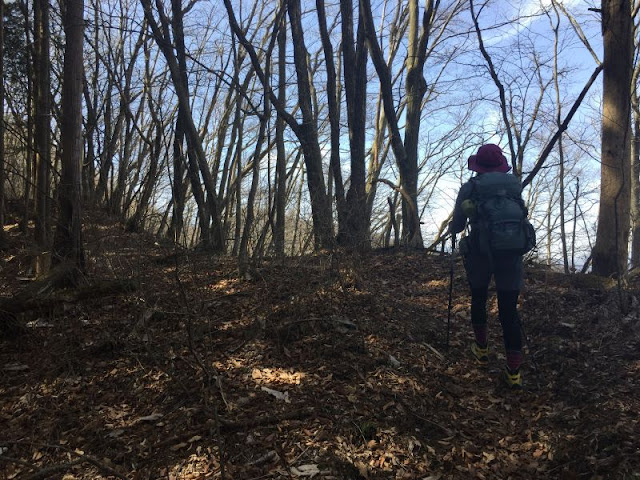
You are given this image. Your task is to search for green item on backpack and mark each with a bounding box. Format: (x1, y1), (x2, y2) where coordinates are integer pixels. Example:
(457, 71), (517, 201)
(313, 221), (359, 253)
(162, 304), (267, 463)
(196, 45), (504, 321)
(461, 199), (477, 219)
(469, 172), (536, 256)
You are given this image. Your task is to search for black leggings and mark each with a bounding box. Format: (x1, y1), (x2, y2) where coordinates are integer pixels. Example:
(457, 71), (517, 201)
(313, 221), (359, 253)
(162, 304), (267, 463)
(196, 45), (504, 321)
(471, 287), (522, 352)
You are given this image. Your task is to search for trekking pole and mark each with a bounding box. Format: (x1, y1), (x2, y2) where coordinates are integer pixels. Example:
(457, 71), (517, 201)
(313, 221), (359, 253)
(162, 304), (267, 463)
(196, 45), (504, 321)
(446, 234), (456, 350)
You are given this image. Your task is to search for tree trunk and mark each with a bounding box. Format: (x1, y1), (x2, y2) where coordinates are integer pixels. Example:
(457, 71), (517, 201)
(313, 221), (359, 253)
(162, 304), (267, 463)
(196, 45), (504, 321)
(592, 0), (633, 277)
(286, 0), (333, 250)
(224, 0), (334, 250)
(629, 28), (640, 269)
(274, 7), (287, 257)
(95, 82), (114, 206)
(317, 0), (347, 245)
(141, 0), (224, 252)
(169, 135), (187, 242)
(53, 0), (85, 271)
(82, 72), (98, 203)
(20, 2), (34, 234)
(34, 0), (51, 248)
(631, 100), (640, 268)
(338, 0), (369, 249)
(402, 0), (437, 247)
(360, 0), (423, 247)
(550, 3), (569, 273)
(126, 122), (161, 233)
(239, 98), (270, 275)
(0, 0), (5, 246)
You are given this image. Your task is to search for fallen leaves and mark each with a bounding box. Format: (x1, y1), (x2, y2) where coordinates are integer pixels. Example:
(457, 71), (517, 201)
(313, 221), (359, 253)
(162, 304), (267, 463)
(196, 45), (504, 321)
(0, 240), (639, 479)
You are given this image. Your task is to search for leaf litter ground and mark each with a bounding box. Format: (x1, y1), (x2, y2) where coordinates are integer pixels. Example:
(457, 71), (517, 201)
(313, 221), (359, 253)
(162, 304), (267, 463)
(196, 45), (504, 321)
(1, 218), (639, 479)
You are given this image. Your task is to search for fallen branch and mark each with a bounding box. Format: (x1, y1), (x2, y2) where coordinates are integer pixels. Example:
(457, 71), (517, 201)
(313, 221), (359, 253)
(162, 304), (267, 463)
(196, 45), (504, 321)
(398, 400), (454, 437)
(152, 407), (317, 450)
(0, 450), (127, 480)
(20, 458), (84, 480)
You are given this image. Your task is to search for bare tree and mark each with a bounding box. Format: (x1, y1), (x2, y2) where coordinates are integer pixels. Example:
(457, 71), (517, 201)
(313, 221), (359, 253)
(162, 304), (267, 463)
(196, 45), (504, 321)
(141, 0), (224, 251)
(0, 0), (5, 246)
(470, 0), (603, 193)
(337, 0), (370, 248)
(629, 0), (640, 269)
(273, 4), (287, 257)
(549, 0), (569, 273)
(592, 0), (633, 277)
(361, 0), (425, 246)
(33, 0), (51, 248)
(224, 0), (334, 250)
(53, 0), (85, 272)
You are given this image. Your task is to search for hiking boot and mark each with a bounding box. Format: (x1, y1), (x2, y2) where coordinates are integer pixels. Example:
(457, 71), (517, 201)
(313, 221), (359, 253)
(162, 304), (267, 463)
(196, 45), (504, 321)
(470, 341), (489, 365)
(503, 367), (522, 390)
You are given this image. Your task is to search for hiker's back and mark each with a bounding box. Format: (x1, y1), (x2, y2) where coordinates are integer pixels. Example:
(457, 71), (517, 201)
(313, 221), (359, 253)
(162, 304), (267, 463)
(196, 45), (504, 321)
(469, 172), (535, 256)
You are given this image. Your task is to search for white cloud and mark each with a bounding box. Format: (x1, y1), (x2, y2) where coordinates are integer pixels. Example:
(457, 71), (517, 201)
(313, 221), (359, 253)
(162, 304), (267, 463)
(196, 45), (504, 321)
(483, 0), (583, 45)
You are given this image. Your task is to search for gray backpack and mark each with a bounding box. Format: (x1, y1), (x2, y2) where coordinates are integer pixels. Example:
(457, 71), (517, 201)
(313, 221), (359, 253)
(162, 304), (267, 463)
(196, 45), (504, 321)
(469, 172), (536, 255)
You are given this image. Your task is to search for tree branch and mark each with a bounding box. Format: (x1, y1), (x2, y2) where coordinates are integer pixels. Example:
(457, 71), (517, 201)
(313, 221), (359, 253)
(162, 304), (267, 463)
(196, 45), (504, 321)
(522, 64), (603, 188)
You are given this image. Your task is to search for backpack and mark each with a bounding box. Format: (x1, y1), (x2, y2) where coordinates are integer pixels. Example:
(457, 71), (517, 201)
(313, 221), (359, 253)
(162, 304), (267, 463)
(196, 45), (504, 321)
(468, 172), (536, 256)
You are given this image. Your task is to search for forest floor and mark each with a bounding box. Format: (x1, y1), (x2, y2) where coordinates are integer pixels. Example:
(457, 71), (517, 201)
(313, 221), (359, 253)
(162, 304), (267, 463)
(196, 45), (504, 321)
(1, 213), (639, 480)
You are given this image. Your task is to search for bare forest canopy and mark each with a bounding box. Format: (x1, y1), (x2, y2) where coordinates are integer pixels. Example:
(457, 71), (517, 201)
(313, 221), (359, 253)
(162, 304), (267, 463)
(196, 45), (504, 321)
(1, 2), (640, 478)
(1, 0), (639, 275)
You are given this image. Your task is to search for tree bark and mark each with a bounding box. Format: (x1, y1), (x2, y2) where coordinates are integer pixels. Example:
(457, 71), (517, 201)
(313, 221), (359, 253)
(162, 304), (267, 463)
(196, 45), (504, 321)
(592, 0), (633, 277)
(629, 14), (640, 269)
(317, 0), (347, 245)
(34, 0), (51, 248)
(53, 0), (85, 271)
(338, 0), (369, 249)
(286, 0), (333, 250)
(402, 0), (437, 246)
(631, 94), (640, 268)
(274, 6), (287, 257)
(0, 0), (5, 246)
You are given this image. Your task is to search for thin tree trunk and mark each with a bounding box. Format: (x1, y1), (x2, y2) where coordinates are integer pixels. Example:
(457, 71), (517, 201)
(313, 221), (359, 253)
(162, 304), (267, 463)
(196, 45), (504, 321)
(558, 137), (569, 273)
(141, 0), (224, 252)
(95, 82), (114, 206)
(21, 1), (34, 234)
(34, 0), (51, 248)
(274, 8), (287, 257)
(317, 0), (347, 243)
(550, 2), (569, 273)
(571, 178), (579, 272)
(224, 0), (334, 250)
(126, 122), (161, 233)
(239, 98), (270, 275)
(360, 0), (423, 247)
(232, 136), (242, 256)
(630, 21), (640, 268)
(82, 77), (97, 203)
(0, 0), (5, 246)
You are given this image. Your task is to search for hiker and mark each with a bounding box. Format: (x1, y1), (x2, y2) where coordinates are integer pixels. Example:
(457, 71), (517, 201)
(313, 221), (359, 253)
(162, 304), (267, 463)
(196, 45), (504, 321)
(449, 143), (535, 389)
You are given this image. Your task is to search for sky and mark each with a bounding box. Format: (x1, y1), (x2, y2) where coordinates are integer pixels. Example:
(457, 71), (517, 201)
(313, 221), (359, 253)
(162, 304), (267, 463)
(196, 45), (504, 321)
(420, 0), (604, 265)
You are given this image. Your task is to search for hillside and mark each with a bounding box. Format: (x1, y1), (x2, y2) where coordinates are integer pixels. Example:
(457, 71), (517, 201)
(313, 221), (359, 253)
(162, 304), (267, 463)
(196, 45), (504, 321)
(1, 215), (639, 479)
